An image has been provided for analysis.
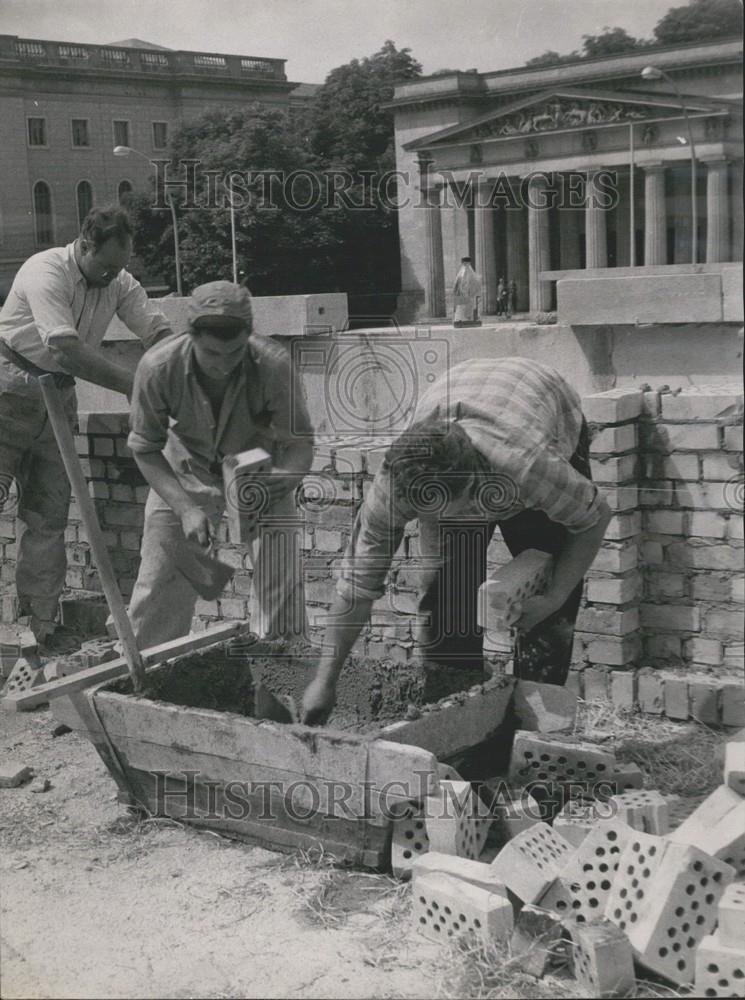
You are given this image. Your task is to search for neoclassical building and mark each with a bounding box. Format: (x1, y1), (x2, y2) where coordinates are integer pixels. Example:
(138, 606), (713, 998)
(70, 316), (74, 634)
(390, 36), (742, 318)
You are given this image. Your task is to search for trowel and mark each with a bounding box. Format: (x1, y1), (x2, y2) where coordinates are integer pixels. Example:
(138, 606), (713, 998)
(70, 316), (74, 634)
(249, 666), (300, 724)
(173, 539), (236, 600)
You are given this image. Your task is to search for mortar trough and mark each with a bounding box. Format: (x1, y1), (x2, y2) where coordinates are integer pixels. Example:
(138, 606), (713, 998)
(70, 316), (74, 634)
(51, 632), (568, 869)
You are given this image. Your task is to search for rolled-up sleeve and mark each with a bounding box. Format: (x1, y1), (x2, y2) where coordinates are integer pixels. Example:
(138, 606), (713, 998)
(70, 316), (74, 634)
(336, 472), (406, 602)
(127, 359), (170, 455)
(116, 273), (172, 349)
(519, 449), (604, 533)
(22, 258), (79, 348)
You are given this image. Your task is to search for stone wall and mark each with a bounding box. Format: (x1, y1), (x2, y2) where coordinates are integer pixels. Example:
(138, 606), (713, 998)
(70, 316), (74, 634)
(0, 385), (742, 721)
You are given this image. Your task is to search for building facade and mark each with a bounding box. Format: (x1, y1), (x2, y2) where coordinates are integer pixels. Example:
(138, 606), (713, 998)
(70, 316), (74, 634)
(0, 34), (300, 294)
(390, 37), (743, 318)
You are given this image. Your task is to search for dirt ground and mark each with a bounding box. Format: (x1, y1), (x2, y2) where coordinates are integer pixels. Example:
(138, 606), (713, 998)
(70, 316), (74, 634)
(0, 700), (725, 1000)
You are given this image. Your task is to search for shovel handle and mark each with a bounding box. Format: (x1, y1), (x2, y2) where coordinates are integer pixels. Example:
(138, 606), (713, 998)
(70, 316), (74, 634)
(39, 376), (146, 693)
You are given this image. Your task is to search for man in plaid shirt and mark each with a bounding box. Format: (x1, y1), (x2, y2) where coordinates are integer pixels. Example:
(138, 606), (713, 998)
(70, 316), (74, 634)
(302, 357), (611, 725)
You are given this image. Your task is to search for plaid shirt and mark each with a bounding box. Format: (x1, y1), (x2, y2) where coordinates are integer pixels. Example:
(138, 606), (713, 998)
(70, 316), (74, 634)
(337, 357), (603, 601)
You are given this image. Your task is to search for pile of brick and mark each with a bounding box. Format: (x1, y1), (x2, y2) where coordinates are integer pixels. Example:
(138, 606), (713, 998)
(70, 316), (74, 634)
(401, 728), (745, 998)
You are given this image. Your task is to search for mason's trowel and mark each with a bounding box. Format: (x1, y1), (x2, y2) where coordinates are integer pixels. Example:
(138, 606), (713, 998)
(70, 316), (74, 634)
(250, 667), (300, 724)
(173, 539), (235, 600)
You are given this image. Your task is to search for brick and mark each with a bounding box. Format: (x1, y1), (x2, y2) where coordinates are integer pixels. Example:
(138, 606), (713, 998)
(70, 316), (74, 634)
(578, 608), (639, 636)
(639, 482), (674, 508)
(583, 389), (643, 425)
(608, 789), (669, 834)
(603, 485), (639, 511)
(692, 572), (732, 602)
(423, 780), (491, 860)
(312, 528), (344, 552)
(690, 511), (728, 538)
(586, 635), (640, 667)
(477, 550), (553, 629)
(91, 436), (115, 457)
(661, 391), (743, 422)
(490, 822), (573, 904)
(732, 577), (745, 603)
(637, 668), (664, 715)
(716, 882), (745, 951)
(730, 518), (745, 541)
(705, 609), (745, 639)
(78, 411), (129, 434)
(641, 540), (664, 564)
(508, 730), (617, 790)
(583, 665), (610, 701)
(721, 684), (745, 727)
(333, 448), (365, 474)
(646, 510), (685, 535)
(646, 572), (686, 599)
(391, 809), (430, 878)
(567, 919), (636, 999)
(489, 786), (542, 840)
(590, 454), (636, 484)
(589, 423), (637, 455)
(676, 481), (731, 510)
(510, 904), (565, 978)
(591, 543), (638, 574)
(610, 670), (636, 711)
(689, 676), (723, 724)
(661, 674), (689, 719)
(724, 739), (745, 796)
(608, 763), (645, 793)
(103, 504), (145, 527)
(411, 852), (508, 896)
(686, 637), (723, 666)
(586, 574), (640, 605)
(669, 784), (745, 874)
(723, 425), (744, 451)
(511, 679), (577, 733)
(604, 511), (641, 540)
(412, 870), (513, 946)
(0, 761), (33, 787)
(114, 439), (132, 458)
(641, 390), (661, 418)
(704, 452), (743, 481)
(695, 932), (745, 999)
(651, 423), (721, 452)
(553, 798), (596, 847)
(640, 604), (700, 632)
(643, 452), (700, 480)
(645, 634), (683, 660)
(218, 598), (248, 619)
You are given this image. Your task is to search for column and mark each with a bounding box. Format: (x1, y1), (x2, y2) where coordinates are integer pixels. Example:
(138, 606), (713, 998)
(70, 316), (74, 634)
(474, 183), (497, 314)
(584, 168), (608, 269)
(671, 167), (691, 264)
(505, 199), (529, 312)
(559, 203), (583, 270)
(419, 158), (445, 317)
(615, 172), (631, 267)
(732, 160), (744, 262)
(703, 157), (730, 263)
(643, 162), (667, 266)
(527, 174), (552, 312)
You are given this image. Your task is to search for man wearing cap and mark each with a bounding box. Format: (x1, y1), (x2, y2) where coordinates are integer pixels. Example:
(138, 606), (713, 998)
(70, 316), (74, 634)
(126, 280), (314, 648)
(0, 205), (174, 643)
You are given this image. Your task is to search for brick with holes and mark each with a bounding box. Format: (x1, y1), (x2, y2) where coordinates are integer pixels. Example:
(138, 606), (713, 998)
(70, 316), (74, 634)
(566, 919), (636, 999)
(608, 789), (670, 835)
(423, 780), (492, 860)
(222, 447), (272, 543)
(510, 904), (566, 978)
(411, 852), (508, 896)
(1, 657), (44, 697)
(391, 809), (430, 879)
(607, 763), (645, 793)
(717, 882), (745, 951)
(669, 785), (745, 875)
(724, 739), (745, 797)
(538, 819), (635, 924)
(412, 871), (514, 947)
(695, 933), (745, 999)
(553, 798), (597, 847)
(477, 550), (554, 630)
(508, 730), (618, 793)
(604, 830), (670, 935)
(489, 785), (542, 840)
(490, 822), (573, 904)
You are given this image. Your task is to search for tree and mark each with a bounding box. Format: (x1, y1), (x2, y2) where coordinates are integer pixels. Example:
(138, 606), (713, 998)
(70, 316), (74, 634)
(581, 27), (645, 58)
(653, 0), (743, 44)
(525, 50), (579, 67)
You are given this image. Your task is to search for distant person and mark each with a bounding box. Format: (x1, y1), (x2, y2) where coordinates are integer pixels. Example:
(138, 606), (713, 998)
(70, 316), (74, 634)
(507, 279), (518, 317)
(452, 257), (482, 327)
(496, 277), (507, 317)
(0, 205), (173, 644)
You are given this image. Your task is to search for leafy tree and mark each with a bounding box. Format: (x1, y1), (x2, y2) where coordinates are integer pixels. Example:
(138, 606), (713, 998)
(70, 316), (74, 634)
(653, 0), (743, 44)
(525, 50), (579, 67)
(581, 27), (645, 58)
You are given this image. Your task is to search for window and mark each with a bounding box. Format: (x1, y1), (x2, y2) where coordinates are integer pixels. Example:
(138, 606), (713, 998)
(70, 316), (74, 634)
(71, 119), (90, 147)
(113, 120), (130, 148)
(118, 180), (133, 205)
(76, 180), (93, 227)
(152, 121), (168, 149)
(33, 181), (54, 246)
(27, 117), (47, 146)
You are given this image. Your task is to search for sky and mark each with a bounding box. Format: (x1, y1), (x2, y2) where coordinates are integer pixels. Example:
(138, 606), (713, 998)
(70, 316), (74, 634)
(3, 0), (679, 83)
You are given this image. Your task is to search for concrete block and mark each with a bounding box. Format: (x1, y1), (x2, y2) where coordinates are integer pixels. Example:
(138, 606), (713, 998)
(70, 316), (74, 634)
(724, 739), (745, 796)
(567, 919), (636, 999)
(477, 549), (553, 629)
(391, 810), (430, 879)
(553, 798), (596, 847)
(490, 822), (573, 904)
(510, 904), (565, 978)
(669, 785), (745, 875)
(608, 789), (669, 835)
(411, 852), (508, 896)
(0, 761), (33, 788)
(717, 882), (745, 951)
(423, 780), (491, 860)
(583, 388), (643, 425)
(637, 669), (664, 715)
(540, 819), (635, 926)
(509, 730), (617, 793)
(695, 933), (745, 999)
(511, 679), (577, 733)
(412, 870), (513, 946)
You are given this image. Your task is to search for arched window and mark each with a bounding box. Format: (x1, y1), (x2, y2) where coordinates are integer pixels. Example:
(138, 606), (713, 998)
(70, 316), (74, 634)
(118, 179), (133, 205)
(33, 181), (54, 246)
(76, 180), (93, 228)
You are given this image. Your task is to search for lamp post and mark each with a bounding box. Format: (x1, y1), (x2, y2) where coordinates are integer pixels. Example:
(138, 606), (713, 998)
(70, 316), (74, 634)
(641, 65), (698, 265)
(226, 176), (238, 285)
(113, 145), (183, 295)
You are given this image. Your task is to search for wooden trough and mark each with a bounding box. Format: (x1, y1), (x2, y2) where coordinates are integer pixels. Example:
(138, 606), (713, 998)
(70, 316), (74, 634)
(39, 627), (572, 870)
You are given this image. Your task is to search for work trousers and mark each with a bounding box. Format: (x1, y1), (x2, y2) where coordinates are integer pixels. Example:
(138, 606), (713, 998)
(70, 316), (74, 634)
(0, 358), (76, 622)
(128, 484), (307, 649)
(413, 422), (591, 686)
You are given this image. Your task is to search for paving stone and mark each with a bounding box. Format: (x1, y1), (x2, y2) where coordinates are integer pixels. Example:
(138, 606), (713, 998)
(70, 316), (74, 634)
(412, 871), (514, 947)
(391, 809), (430, 879)
(566, 918), (636, 999)
(490, 822), (573, 904)
(0, 762), (33, 788)
(608, 789), (670, 835)
(508, 730), (617, 795)
(538, 819), (634, 925)
(695, 932), (745, 999)
(511, 679), (577, 733)
(412, 852), (508, 896)
(510, 904), (565, 978)
(717, 882), (745, 951)
(423, 780), (491, 860)
(724, 739), (745, 796)
(477, 550), (553, 630)
(669, 785), (745, 875)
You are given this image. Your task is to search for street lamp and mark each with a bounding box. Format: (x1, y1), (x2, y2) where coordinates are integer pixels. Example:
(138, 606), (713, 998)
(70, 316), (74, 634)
(641, 65), (698, 264)
(113, 145), (183, 295)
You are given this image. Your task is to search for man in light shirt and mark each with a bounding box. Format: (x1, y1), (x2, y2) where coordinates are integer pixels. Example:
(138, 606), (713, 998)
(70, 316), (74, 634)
(0, 205), (173, 643)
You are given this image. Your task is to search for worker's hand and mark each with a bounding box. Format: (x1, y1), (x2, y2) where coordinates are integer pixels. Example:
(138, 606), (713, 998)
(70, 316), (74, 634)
(261, 467), (301, 506)
(515, 594), (561, 634)
(181, 507), (211, 548)
(301, 676), (337, 727)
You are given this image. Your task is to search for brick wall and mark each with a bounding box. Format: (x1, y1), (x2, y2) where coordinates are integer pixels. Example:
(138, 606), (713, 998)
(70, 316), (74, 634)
(0, 390), (742, 720)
